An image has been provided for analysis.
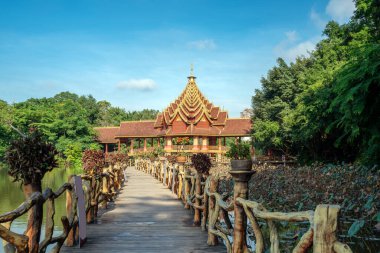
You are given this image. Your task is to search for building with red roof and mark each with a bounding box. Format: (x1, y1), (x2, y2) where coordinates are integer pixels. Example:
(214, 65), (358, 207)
(95, 73), (252, 155)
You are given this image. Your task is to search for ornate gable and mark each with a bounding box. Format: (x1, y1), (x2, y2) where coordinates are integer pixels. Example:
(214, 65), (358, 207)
(154, 74), (228, 134)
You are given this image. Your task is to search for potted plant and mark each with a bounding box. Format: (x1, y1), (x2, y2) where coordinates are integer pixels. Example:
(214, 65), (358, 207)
(175, 137), (189, 163)
(5, 129), (58, 252)
(226, 141), (252, 171)
(191, 153), (212, 175)
(166, 155), (177, 164)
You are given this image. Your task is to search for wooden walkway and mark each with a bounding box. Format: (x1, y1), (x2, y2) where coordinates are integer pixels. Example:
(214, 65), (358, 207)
(62, 167), (225, 253)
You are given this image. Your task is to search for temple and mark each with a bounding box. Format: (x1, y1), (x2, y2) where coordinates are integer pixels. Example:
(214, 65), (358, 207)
(94, 72), (251, 157)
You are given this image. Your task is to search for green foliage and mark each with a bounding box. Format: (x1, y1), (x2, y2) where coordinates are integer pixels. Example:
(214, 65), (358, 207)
(0, 92), (158, 167)
(348, 219), (365, 237)
(0, 100), (14, 158)
(96, 101), (158, 126)
(5, 130), (58, 185)
(252, 0), (380, 164)
(63, 142), (83, 170)
(328, 44), (380, 163)
(152, 146), (164, 157)
(226, 142), (251, 160)
(191, 153), (212, 174)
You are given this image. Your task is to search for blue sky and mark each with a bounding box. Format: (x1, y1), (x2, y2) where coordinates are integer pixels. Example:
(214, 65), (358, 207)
(0, 0), (355, 116)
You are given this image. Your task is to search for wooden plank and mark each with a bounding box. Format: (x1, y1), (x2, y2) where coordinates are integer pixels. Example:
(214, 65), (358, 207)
(62, 167), (225, 253)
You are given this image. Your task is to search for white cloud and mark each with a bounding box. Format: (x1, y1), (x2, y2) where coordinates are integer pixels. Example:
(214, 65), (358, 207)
(285, 31), (297, 42)
(326, 0), (355, 23)
(187, 39), (216, 50)
(116, 79), (156, 91)
(310, 9), (327, 29)
(274, 31), (316, 62)
(281, 41), (315, 62)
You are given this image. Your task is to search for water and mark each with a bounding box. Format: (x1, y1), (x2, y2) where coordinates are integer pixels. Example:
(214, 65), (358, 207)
(0, 166), (82, 252)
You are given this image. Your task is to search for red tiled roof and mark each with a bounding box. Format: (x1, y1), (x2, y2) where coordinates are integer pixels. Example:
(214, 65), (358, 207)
(94, 127), (119, 143)
(214, 111), (227, 125)
(210, 107), (220, 119)
(154, 114), (163, 128)
(116, 121), (161, 137)
(220, 118), (252, 136)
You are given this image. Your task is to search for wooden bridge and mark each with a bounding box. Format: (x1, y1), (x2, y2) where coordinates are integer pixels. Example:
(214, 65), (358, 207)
(62, 167), (225, 253)
(1, 158), (353, 253)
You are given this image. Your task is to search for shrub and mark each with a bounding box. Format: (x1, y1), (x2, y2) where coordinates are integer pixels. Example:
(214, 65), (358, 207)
(82, 149), (105, 176)
(191, 153), (212, 174)
(6, 130), (58, 185)
(226, 142), (251, 160)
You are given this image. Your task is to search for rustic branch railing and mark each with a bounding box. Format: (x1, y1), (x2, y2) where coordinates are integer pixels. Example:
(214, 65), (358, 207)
(0, 164), (127, 253)
(135, 158), (353, 253)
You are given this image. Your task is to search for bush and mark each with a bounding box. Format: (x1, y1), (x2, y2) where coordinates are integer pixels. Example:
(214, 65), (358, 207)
(226, 142), (251, 160)
(82, 150), (105, 176)
(5, 130), (58, 185)
(191, 153), (212, 174)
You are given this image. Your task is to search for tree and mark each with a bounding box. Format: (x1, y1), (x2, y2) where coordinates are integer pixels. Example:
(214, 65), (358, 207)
(252, 0), (380, 164)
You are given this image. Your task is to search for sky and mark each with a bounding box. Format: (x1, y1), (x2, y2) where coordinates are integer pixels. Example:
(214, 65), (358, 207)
(0, 0), (355, 116)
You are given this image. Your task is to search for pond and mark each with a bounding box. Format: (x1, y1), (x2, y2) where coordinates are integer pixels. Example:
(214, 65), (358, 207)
(0, 166), (81, 253)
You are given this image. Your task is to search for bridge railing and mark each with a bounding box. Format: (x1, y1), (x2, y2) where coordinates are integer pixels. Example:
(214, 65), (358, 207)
(0, 164), (126, 253)
(135, 158), (352, 253)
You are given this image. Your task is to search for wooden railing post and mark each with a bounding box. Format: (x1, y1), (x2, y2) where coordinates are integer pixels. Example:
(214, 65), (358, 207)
(177, 164), (184, 200)
(102, 171), (108, 208)
(207, 176), (219, 246)
(313, 204), (350, 253)
(230, 170), (254, 253)
(184, 168), (191, 209)
(163, 160), (168, 186)
(65, 176), (76, 247)
(23, 183), (43, 253)
(193, 172), (202, 226)
(171, 166), (177, 194)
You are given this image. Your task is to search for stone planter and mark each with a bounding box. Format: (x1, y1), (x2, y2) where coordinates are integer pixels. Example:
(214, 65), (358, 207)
(231, 159), (252, 171)
(176, 156), (187, 163)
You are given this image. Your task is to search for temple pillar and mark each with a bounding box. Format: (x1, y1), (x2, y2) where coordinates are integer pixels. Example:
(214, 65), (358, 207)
(218, 137), (222, 151)
(130, 138), (134, 154)
(105, 143), (108, 154)
(165, 137), (172, 151)
(118, 140), (121, 151)
(192, 136), (200, 151)
(144, 138), (147, 152)
(201, 137), (209, 151)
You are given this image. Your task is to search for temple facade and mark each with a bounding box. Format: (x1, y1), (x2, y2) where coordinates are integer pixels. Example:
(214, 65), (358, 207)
(95, 73), (252, 156)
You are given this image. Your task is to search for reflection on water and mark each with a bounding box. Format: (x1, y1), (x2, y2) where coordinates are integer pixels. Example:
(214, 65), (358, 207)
(0, 166), (82, 252)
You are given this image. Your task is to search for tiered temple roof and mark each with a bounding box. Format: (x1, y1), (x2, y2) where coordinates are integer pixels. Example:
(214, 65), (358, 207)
(95, 74), (251, 143)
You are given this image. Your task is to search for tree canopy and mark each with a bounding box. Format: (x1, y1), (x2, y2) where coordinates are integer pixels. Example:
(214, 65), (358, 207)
(0, 92), (159, 168)
(252, 0), (380, 164)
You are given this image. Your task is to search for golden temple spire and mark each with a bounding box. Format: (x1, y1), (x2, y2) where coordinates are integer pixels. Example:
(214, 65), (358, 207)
(188, 64), (196, 82)
(190, 64), (194, 76)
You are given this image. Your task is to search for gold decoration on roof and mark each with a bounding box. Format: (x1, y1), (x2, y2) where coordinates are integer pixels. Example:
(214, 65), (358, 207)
(154, 75), (228, 128)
